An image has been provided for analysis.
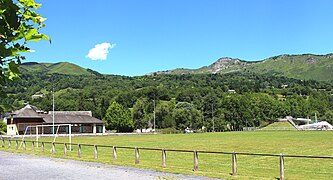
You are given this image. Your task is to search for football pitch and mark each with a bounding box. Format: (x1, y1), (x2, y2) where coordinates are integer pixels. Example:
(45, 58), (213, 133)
(4, 131), (333, 179)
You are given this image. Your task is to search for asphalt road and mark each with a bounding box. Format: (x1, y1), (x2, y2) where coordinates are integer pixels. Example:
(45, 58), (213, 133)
(0, 151), (214, 180)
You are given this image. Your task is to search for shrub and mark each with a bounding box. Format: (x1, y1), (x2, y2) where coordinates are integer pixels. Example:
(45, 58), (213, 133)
(158, 128), (182, 134)
(0, 121), (6, 135)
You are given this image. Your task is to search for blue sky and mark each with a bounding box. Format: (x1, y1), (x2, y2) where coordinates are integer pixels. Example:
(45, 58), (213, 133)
(25, 0), (333, 76)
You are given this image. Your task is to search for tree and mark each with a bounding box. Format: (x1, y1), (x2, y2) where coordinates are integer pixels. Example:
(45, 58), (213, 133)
(155, 101), (175, 128)
(0, 0), (50, 98)
(104, 101), (133, 132)
(132, 98), (148, 130)
(173, 102), (203, 130)
(323, 110), (333, 124)
(202, 92), (219, 130)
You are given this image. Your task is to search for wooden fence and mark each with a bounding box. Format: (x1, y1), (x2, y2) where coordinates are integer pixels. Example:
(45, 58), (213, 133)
(1, 138), (333, 180)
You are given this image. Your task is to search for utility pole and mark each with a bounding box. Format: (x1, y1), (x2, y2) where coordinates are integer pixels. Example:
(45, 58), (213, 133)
(153, 98), (156, 132)
(212, 103), (214, 132)
(153, 78), (156, 132)
(52, 89), (55, 135)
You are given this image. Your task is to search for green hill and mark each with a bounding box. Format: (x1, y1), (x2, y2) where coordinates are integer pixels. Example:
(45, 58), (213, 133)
(153, 54), (333, 81)
(261, 121), (297, 131)
(247, 54), (333, 81)
(20, 62), (94, 76)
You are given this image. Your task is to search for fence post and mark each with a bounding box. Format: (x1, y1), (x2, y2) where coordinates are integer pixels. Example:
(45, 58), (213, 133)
(31, 141), (35, 151)
(135, 147), (140, 164)
(8, 140), (11, 148)
(232, 152), (237, 176)
(23, 141), (26, 150)
(162, 148), (166, 168)
(113, 146), (117, 161)
(41, 142), (44, 152)
(51, 142), (55, 154)
(64, 143), (67, 156)
(94, 145), (98, 159)
(280, 154), (285, 180)
(15, 140), (18, 150)
(78, 144), (81, 158)
(194, 150), (198, 171)
(1, 138), (4, 148)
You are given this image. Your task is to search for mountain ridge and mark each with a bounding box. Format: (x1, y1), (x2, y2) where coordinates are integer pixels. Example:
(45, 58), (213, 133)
(20, 53), (333, 81)
(20, 62), (95, 76)
(152, 53), (333, 81)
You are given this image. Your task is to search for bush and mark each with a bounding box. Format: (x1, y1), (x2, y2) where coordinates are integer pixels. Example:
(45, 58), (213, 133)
(0, 121), (6, 135)
(158, 128), (182, 134)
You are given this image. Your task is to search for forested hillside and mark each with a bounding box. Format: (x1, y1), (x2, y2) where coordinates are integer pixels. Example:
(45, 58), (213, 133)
(2, 68), (333, 132)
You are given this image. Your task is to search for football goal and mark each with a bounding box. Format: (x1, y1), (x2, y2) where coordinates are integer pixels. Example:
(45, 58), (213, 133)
(20, 124), (73, 151)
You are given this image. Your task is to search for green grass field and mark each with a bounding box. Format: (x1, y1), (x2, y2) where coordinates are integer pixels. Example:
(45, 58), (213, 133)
(2, 131), (333, 179)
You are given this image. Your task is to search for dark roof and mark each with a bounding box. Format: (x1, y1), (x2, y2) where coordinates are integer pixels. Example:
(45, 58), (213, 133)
(51, 111), (92, 116)
(12, 105), (43, 118)
(43, 112), (103, 124)
(12, 105), (102, 124)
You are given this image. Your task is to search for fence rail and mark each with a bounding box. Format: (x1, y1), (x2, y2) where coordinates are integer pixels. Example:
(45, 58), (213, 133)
(1, 137), (332, 180)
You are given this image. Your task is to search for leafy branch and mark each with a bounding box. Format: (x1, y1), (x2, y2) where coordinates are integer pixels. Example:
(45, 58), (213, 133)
(0, 0), (50, 98)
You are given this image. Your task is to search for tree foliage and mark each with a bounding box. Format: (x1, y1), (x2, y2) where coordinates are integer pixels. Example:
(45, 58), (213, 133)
(0, 0), (50, 99)
(104, 101), (133, 132)
(132, 97), (148, 130)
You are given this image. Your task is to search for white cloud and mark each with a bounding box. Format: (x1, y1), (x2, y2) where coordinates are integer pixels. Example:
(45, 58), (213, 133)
(86, 42), (116, 60)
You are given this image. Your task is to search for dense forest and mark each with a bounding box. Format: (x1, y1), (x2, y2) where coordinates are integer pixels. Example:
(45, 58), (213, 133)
(1, 71), (333, 132)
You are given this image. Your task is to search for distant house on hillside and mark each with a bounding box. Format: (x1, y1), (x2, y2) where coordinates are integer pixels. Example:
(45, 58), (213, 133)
(6, 105), (105, 135)
(281, 84), (288, 88)
(228, 89), (236, 93)
(31, 94), (45, 99)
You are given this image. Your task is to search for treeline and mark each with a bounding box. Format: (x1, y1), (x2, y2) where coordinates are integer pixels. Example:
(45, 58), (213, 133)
(1, 72), (333, 132)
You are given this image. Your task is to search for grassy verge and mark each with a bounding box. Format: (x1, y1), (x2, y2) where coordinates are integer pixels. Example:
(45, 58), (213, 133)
(1, 131), (333, 179)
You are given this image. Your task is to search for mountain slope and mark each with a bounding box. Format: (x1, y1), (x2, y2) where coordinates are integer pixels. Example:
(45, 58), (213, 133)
(20, 53), (333, 81)
(153, 57), (249, 75)
(153, 54), (333, 81)
(247, 54), (333, 81)
(20, 62), (94, 76)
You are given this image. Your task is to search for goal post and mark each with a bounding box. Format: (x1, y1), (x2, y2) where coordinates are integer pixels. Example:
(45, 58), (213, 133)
(20, 124), (73, 151)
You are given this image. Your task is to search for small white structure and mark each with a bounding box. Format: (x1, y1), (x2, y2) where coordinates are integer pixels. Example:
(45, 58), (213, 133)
(6, 124), (19, 135)
(279, 116), (333, 131)
(228, 90), (236, 93)
(136, 128), (153, 133)
(281, 84), (288, 88)
(185, 127), (193, 133)
(298, 121), (333, 130)
(31, 94), (45, 99)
